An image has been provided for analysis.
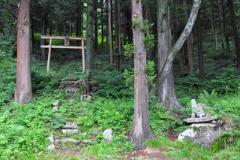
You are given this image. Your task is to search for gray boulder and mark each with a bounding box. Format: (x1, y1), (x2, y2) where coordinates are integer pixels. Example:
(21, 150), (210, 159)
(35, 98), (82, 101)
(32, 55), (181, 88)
(103, 129), (113, 143)
(178, 122), (230, 147)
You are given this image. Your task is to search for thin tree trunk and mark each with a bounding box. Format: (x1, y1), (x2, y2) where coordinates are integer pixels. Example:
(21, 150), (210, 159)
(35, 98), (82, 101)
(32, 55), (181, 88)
(108, 0), (113, 64)
(15, 0), (32, 104)
(41, 14), (47, 60)
(227, 0), (240, 68)
(131, 0), (153, 150)
(94, 0), (98, 50)
(221, 0), (230, 53)
(76, 17), (80, 46)
(210, 0), (219, 50)
(217, 0), (226, 51)
(117, 0), (122, 70)
(86, 0), (94, 78)
(197, 14), (205, 80)
(101, 0), (104, 48)
(183, 0), (193, 73)
(49, 21), (53, 35)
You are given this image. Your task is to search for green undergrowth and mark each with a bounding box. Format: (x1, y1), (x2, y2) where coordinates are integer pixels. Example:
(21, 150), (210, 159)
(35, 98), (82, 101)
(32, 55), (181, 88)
(1, 45), (240, 159)
(145, 136), (240, 160)
(176, 67), (240, 97)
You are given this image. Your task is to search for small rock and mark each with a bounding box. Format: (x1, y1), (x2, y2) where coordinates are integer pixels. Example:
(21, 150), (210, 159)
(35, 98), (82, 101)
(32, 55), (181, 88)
(103, 129), (113, 143)
(80, 94), (92, 101)
(47, 144), (56, 152)
(47, 134), (56, 151)
(83, 139), (93, 144)
(62, 129), (79, 135)
(63, 122), (78, 129)
(92, 128), (98, 136)
(52, 100), (60, 110)
(48, 134), (55, 143)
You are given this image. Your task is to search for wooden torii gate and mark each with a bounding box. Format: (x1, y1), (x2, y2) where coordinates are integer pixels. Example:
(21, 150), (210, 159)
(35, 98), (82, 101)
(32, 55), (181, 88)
(40, 35), (86, 73)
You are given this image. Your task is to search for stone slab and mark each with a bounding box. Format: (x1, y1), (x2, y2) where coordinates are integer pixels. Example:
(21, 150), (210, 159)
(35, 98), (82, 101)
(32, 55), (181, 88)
(63, 122), (78, 129)
(184, 116), (217, 124)
(62, 129), (79, 135)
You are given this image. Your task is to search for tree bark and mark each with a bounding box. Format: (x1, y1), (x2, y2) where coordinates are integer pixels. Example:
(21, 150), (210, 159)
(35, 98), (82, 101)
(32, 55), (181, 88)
(15, 0), (32, 104)
(41, 14), (47, 60)
(86, 0), (94, 78)
(227, 0), (240, 68)
(94, 0), (98, 50)
(131, 0), (153, 150)
(157, 0), (181, 110)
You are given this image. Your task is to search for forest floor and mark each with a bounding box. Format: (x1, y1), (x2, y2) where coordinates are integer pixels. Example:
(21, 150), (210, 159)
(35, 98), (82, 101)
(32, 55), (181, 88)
(1, 50), (240, 159)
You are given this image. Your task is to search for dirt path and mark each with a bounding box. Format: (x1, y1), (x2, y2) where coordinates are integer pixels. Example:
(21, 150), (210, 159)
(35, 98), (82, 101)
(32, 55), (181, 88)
(125, 147), (171, 160)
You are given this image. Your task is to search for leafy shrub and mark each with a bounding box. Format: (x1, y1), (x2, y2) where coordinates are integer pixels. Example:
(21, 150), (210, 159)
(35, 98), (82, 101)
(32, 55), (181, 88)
(211, 131), (240, 152)
(77, 98), (133, 134)
(175, 67), (240, 96)
(94, 68), (131, 98)
(123, 43), (134, 58)
(212, 148), (240, 160)
(149, 103), (177, 135)
(0, 99), (54, 159)
(198, 91), (240, 118)
(82, 136), (133, 159)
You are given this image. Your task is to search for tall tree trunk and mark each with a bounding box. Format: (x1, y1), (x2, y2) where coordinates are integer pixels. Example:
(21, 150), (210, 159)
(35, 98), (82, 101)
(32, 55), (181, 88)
(94, 0), (98, 50)
(183, 0), (193, 73)
(217, 0), (225, 51)
(49, 21), (53, 35)
(76, 17), (80, 46)
(101, 0), (104, 48)
(15, 0), (32, 104)
(157, 0), (181, 110)
(197, 13), (205, 80)
(131, 0), (153, 150)
(227, 0), (240, 68)
(116, 0), (122, 70)
(221, 0), (230, 53)
(210, 0), (219, 50)
(86, 0), (94, 78)
(108, 0), (113, 64)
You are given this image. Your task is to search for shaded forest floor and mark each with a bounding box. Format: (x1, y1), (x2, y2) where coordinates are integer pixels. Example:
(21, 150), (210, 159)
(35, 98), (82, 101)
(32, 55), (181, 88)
(1, 49), (240, 159)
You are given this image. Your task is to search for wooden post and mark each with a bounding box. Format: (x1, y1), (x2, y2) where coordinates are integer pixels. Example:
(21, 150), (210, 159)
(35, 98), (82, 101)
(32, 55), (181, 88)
(82, 39), (85, 73)
(47, 39), (52, 73)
